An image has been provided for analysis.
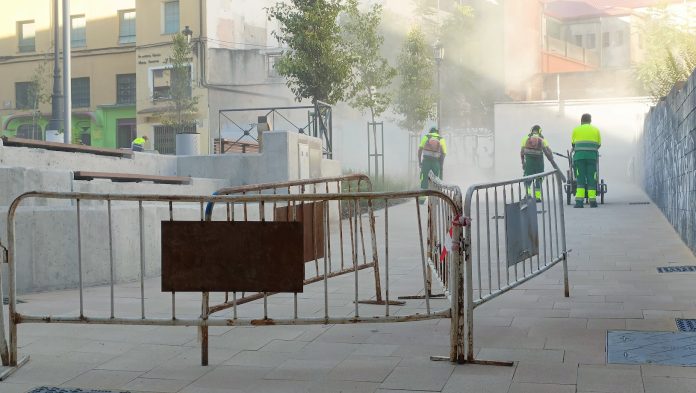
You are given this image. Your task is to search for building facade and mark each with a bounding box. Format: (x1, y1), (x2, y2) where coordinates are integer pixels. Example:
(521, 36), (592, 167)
(0, 0), (296, 154)
(0, 0), (137, 148)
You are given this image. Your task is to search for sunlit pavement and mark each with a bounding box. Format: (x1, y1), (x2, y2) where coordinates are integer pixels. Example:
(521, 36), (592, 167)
(2, 182), (696, 393)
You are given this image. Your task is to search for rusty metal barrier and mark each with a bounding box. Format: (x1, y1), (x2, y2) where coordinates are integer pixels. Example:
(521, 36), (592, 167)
(202, 174), (396, 310)
(0, 188), (467, 375)
(458, 169), (569, 365)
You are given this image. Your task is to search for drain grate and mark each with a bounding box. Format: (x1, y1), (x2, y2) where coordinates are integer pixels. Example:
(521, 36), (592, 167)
(629, 202), (651, 205)
(27, 388), (131, 393)
(657, 266), (696, 273)
(676, 319), (696, 332)
(607, 330), (696, 366)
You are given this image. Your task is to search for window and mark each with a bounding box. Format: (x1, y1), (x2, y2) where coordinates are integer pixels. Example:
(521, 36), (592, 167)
(119, 9), (136, 44)
(615, 31), (624, 46)
(603, 32), (610, 48)
(586, 33), (596, 49)
(152, 66), (191, 100)
(71, 15), (86, 47)
(15, 82), (33, 109)
(116, 74), (136, 104)
(154, 124), (195, 154)
(267, 55), (281, 78)
(574, 34), (583, 47)
(16, 124), (42, 140)
(163, 1), (180, 34)
(18, 21), (35, 52)
(71, 77), (90, 107)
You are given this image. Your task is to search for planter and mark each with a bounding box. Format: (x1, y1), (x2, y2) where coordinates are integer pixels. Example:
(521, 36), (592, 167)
(45, 130), (63, 143)
(176, 132), (200, 155)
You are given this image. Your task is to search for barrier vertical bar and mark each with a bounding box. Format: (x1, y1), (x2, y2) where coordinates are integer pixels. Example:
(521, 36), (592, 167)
(494, 187), (500, 291)
(139, 201), (145, 319)
(556, 173), (570, 298)
(385, 201), (390, 316)
(353, 199), (359, 318)
(324, 201), (329, 321)
(169, 201), (175, 320)
(475, 191), (481, 300)
(485, 190), (491, 295)
(77, 199), (84, 318)
(108, 200), (115, 319)
(416, 198), (431, 315)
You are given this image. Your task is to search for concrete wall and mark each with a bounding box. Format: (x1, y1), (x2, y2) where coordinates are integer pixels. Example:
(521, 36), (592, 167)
(494, 98), (651, 181)
(640, 72), (696, 253)
(0, 130), (341, 293)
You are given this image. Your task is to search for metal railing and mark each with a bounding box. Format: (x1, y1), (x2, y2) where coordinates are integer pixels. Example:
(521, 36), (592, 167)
(218, 102), (333, 158)
(430, 169), (568, 365)
(0, 187), (466, 373)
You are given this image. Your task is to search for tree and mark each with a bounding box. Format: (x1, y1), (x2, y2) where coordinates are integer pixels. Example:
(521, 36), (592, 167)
(342, 0), (396, 124)
(268, 0), (354, 150)
(636, 8), (696, 100)
(341, 1), (396, 180)
(27, 57), (51, 139)
(393, 27), (436, 135)
(160, 33), (199, 133)
(268, 0), (353, 105)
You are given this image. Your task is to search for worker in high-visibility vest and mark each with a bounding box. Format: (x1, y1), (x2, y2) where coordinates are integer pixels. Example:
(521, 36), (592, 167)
(572, 113), (602, 208)
(131, 135), (148, 152)
(418, 127), (447, 203)
(521, 125), (558, 202)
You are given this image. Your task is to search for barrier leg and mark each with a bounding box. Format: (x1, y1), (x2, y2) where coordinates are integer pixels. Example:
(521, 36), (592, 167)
(201, 292), (209, 366)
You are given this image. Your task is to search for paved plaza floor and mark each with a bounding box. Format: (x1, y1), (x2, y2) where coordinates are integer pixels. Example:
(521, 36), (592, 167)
(2, 182), (696, 393)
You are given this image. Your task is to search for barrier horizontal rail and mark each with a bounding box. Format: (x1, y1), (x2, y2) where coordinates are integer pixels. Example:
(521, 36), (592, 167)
(0, 188), (465, 373)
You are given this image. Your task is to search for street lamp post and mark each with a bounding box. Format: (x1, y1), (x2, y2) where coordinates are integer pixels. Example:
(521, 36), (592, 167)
(433, 39), (444, 131)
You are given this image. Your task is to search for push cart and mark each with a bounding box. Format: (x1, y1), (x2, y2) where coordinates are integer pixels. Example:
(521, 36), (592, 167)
(554, 150), (607, 206)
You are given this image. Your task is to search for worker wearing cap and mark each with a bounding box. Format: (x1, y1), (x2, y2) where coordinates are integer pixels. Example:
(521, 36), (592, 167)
(521, 125), (558, 202)
(418, 127), (447, 198)
(131, 135), (148, 152)
(572, 113), (602, 208)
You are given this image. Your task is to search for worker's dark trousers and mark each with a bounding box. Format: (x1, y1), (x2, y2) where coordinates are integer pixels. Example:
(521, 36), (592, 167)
(420, 157), (442, 189)
(523, 155), (544, 200)
(574, 158), (598, 201)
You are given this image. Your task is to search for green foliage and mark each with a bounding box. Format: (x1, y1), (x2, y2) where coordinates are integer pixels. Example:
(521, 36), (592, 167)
(160, 33), (199, 133)
(267, 0), (353, 105)
(393, 27), (436, 134)
(341, 0), (396, 122)
(636, 8), (696, 100)
(28, 58), (51, 111)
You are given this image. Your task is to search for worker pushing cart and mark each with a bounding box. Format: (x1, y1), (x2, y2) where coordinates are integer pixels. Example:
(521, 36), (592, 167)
(567, 113), (605, 208)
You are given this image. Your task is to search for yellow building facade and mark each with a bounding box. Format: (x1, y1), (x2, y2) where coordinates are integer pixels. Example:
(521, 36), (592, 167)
(0, 0), (214, 153)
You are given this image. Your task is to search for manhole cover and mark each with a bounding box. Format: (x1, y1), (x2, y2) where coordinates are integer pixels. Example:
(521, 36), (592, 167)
(676, 319), (696, 332)
(657, 266), (696, 273)
(607, 330), (696, 366)
(27, 387), (131, 393)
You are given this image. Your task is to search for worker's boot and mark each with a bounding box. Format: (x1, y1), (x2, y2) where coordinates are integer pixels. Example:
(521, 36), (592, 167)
(574, 200), (584, 209)
(589, 200), (598, 208)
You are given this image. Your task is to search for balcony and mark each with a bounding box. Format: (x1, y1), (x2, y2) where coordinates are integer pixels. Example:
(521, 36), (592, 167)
(543, 35), (600, 72)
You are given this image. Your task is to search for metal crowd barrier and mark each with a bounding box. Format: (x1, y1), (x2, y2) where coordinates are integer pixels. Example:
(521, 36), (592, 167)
(202, 174), (394, 308)
(463, 169), (568, 364)
(0, 188), (466, 375)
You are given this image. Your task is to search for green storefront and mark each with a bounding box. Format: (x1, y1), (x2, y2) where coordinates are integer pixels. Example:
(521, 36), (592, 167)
(1, 104), (136, 149)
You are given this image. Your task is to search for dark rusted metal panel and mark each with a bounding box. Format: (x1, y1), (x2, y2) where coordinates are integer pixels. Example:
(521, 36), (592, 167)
(274, 202), (325, 262)
(161, 221), (304, 292)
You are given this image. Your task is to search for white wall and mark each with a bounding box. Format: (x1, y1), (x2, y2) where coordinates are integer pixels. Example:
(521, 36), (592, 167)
(494, 98), (652, 181)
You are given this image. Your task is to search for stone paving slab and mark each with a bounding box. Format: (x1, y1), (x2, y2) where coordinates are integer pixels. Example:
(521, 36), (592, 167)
(2, 183), (696, 392)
